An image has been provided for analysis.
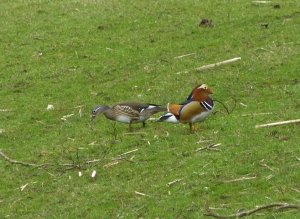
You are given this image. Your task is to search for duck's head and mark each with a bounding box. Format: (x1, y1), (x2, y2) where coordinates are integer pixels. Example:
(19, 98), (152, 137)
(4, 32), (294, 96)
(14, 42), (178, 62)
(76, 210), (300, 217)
(187, 84), (213, 101)
(91, 105), (109, 120)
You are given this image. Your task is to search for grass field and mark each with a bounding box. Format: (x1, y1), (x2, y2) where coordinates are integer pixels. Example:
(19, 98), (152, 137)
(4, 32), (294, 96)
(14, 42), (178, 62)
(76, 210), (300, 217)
(1, 0), (300, 218)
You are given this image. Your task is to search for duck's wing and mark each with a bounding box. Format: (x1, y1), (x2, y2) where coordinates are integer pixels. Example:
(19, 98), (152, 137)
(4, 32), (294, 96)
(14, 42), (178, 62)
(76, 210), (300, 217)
(113, 104), (140, 119)
(179, 101), (206, 123)
(119, 102), (166, 114)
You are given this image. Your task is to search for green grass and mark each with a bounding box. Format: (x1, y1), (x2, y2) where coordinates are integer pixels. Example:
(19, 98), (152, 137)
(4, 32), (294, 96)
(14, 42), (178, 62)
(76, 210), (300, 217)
(1, 0), (300, 218)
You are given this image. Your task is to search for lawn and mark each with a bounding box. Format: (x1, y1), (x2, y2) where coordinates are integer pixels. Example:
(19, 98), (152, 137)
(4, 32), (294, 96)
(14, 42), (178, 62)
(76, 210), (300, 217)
(0, 0), (299, 218)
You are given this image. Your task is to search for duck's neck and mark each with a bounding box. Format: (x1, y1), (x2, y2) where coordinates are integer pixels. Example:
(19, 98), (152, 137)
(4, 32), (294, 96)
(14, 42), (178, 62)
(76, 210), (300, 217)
(102, 107), (115, 121)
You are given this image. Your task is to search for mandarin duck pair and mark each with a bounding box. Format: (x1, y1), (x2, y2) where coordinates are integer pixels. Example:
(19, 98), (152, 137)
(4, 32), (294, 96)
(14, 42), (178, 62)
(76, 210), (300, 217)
(91, 84), (214, 132)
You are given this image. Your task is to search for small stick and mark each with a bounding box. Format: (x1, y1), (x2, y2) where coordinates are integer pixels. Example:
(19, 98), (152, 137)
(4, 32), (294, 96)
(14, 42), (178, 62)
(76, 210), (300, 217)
(252, 0), (271, 4)
(20, 183), (29, 191)
(205, 203), (300, 218)
(20, 182), (37, 192)
(0, 150), (41, 167)
(255, 119), (300, 128)
(0, 150), (81, 170)
(196, 143), (222, 152)
(259, 162), (276, 172)
(73, 105), (84, 109)
(240, 102), (247, 107)
(196, 139), (212, 144)
(291, 188), (300, 193)
(123, 132), (146, 135)
(111, 157), (127, 162)
(61, 113), (74, 121)
(0, 109), (11, 112)
(85, 159), (101, 164)
(196, 57), (241, 71)
(134, 191), (149, 197)
(117, 149), (138, 157)
(167, 178), (182, 186)
(224, 176), (256, 183)
(174, 53), (196, 59)
(213, 98), (237, 115)
(242, 112), (273, 116)
(296, 157), (300, 161)
(265, 174), (274, 180)
(103, 161), (119, 168)
(78, 108), (83, 117)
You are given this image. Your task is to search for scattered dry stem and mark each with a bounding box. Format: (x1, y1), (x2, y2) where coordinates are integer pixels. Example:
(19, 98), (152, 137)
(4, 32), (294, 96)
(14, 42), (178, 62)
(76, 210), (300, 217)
(255, 119), (300, 128)
(174, 53), (195, 59)
(134, 191), (149, 197)
(117, 149), (138, 157)
(205, 202), (300, 218)
(0, 150), (43, 167)
(224, 176), (256, 183)
(196, 57), (241, 71)
(0, 150), (96, 171)
(167, 179), (182, 186)
(196, 143), (222, 152)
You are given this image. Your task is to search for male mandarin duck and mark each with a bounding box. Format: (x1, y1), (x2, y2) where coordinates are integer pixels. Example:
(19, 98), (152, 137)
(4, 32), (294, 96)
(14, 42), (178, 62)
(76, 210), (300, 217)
(91, 102), (166, 131)
(158, 84), (214, 131)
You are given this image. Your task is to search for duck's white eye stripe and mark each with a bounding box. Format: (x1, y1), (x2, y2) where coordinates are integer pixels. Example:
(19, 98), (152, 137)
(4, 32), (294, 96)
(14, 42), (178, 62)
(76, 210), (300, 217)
(199, 84), (208, 89)
(94, 106), (103, 112)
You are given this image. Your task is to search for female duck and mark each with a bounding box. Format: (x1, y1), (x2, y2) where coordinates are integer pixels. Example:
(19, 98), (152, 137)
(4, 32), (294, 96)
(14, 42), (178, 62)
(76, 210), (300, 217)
(92, 102), (166, 131)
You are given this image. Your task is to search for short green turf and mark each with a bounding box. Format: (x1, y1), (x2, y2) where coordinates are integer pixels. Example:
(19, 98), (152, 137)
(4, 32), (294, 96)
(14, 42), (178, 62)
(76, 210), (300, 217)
(0, 0), (299, 218)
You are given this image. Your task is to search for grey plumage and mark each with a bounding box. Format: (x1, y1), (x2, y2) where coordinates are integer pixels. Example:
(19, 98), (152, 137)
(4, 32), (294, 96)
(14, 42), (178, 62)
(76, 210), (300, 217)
(91, 102), (166, 130)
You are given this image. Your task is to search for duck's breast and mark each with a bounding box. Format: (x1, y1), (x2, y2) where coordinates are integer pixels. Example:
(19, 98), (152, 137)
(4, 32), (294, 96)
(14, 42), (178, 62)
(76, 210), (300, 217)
(191, 110), (213, 123)
(115, 115), (132, 123)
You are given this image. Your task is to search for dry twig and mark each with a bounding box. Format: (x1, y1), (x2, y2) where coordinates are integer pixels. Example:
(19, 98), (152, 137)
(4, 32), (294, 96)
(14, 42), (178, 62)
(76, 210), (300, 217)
(117, 149), (138, 157)
(213, 99), (236, 115)
(167, 178), (182, 186)
(174, 53), (196, 59)
(0, 150), (43, 167)
(0, 109), (11, 112)
(259, 161), (277, 172)
(224, 176), (256, 183)
(242, 112), (273, 117)
(85, 159), (101, 164)
(123, 132), (146, 135)
(252, 0), (271, 4)
(205, 202), (300, 218)
(0, 150), (84, 170)
(103, 161), (120, 168)
(134, 191), (149, 197)
(255, 119), (300, 128)
(291, 188), (300, 193)
(196, 143), (222, 152)
(61, 113), (74, 121)
(196, 57), (241, 71)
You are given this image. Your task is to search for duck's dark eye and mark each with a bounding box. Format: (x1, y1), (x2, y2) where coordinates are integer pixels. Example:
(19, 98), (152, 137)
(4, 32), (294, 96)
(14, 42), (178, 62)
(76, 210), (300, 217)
(93, 110), (96, 113)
